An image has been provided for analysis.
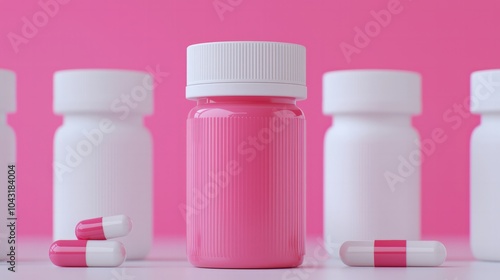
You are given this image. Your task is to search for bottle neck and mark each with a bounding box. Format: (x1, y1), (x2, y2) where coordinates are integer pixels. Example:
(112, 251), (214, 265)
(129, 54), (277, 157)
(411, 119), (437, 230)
(480, 113), (500, 125)
(332, 113), (412, 127)
(63, 113), (143, 126)
(196, 96), (297, 106)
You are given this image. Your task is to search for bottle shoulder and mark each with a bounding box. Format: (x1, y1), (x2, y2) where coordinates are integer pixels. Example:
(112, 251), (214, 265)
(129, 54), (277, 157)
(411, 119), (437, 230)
(325, 122), (418, 133)
(0, 124), (16, 140)
(54, 118), (151, 142)
(188, 103), (304, 119)
(325, 123), (419, 142)
(471, 123), (500, 142)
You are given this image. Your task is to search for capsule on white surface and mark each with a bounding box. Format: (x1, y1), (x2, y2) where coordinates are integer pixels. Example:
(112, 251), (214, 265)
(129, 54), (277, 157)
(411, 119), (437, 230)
(340, 240), (447, 267)
(75, 215), (132, 240)
(49, 240), (126, 267)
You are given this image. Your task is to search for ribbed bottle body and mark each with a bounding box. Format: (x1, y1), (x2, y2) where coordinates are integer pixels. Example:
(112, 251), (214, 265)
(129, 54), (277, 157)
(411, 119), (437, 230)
(186, 97), (305, 268)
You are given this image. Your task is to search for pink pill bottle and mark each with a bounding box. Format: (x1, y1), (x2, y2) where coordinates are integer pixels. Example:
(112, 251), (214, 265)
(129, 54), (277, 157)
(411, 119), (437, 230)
(185, 41), (307, 268)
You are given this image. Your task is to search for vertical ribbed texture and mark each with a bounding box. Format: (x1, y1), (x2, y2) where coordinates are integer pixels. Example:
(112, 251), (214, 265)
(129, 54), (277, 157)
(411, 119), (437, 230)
(187, 115), (305, 267)
(187, 42), (306, 85)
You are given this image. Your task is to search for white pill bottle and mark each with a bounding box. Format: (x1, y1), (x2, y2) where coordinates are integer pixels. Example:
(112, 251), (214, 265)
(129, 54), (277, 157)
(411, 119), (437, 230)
(53, 70), (153, 259)
(470, 69), (500, 261)
(323, 70), (421, 257)
(0, 70), (16, 260)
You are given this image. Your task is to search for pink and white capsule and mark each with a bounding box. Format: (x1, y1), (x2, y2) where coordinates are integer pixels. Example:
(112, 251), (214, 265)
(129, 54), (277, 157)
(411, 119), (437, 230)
(49, 240), (126, 267)
(75, 215), (132, 240)
(340, 240), (447, 267)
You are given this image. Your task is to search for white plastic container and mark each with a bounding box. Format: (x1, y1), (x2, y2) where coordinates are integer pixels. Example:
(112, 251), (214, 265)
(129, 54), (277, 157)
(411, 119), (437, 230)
(323, 70), (422, 257)
(0, 70), (16, 261)
(53, 69), (153, 259)
(470, 69), (500, 261)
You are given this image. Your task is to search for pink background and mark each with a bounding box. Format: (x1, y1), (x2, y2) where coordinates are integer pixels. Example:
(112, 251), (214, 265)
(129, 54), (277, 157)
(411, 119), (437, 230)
(0, 0), (494, 238)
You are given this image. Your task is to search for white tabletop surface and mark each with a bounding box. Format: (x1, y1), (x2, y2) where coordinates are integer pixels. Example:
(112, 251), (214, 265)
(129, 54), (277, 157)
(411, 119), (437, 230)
(1, 236), (497, 280)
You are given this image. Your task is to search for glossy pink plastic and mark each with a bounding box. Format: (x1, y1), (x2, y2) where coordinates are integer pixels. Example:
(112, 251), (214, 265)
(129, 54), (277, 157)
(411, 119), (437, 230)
(186, 96), (306, 268)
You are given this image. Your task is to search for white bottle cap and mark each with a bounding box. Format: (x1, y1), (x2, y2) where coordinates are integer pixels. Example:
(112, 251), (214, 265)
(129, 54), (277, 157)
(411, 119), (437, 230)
(471, 69), (500, 113)
(0, 69), (16, 113)
(186, 41), (307, 100)
(54, 69), (153, 115)
(323, 70), (421, 115)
